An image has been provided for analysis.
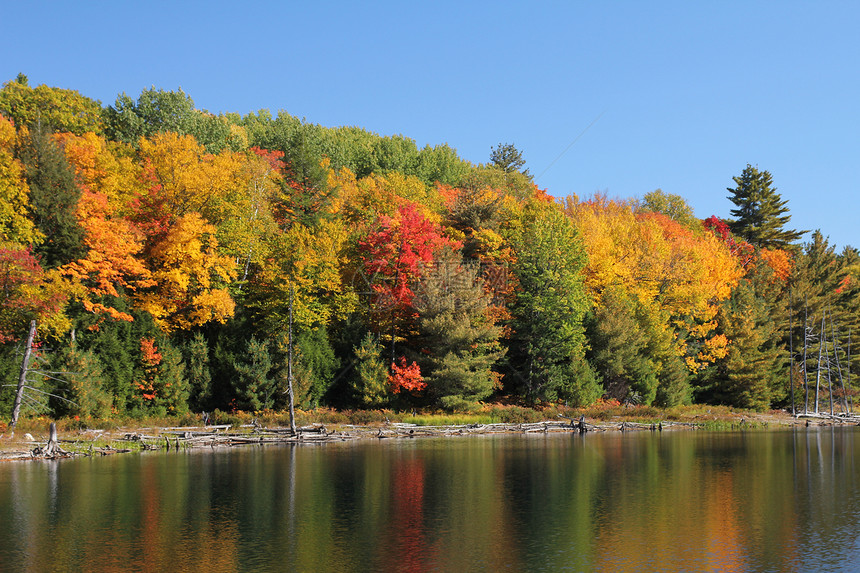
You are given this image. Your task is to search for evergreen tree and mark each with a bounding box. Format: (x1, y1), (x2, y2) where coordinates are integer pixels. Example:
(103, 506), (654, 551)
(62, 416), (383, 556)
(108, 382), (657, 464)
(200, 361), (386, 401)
(155, 338), (189, 416)
(18, 127), (85, 268)
(233, 337), (274, 411)
(290, 327), (339, 408)
(184, 332), (213, 411)
(50, 343), (113, 419)
(349, 332), (390, 407)
(698, 277), (785, 411)
(490, 142), (530, 179)
(727, 164), (805, 249)
(414, 249), (505, 410)
(586, 287), (658, 405)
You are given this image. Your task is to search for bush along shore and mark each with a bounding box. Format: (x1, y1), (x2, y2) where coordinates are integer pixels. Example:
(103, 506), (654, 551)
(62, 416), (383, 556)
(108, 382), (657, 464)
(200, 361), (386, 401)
(3, 404), (858, 462)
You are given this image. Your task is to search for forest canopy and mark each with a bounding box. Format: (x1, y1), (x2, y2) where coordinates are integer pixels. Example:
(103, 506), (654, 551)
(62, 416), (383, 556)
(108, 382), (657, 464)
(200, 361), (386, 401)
(1, 75), (855, 421)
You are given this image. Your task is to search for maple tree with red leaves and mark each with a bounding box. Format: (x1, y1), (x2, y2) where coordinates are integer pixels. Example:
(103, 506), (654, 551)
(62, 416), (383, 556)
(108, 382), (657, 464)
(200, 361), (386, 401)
(359, 203), (461, 324)
(389, 357), (426, 394)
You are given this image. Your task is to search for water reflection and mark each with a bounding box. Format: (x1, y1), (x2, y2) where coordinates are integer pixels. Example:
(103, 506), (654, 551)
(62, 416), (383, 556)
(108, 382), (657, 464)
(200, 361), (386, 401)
(1, 428), (859, 572)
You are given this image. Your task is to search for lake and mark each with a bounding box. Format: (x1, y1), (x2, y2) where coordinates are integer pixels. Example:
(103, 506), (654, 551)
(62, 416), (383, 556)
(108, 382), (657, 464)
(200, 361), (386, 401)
(1, 427), (859, 572)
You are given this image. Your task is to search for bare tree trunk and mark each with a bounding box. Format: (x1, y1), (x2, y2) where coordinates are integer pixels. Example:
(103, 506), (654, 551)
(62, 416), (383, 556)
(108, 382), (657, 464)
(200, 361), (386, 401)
(789, 287), (795, 416)
(44, 422), (59, 456)
(848, 329), (853, 413)
(825, 332), (834, 417)
(816, 315), (824, 414)
(803, 298), (810, 414)
(287, 282), (297, 436)
(828, 311), (849, 413)
(8, 320), (36, 434)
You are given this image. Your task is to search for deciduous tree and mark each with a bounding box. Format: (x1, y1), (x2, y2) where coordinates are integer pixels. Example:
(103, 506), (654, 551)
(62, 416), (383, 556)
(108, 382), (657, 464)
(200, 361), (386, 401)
(504, 199), (599, 404)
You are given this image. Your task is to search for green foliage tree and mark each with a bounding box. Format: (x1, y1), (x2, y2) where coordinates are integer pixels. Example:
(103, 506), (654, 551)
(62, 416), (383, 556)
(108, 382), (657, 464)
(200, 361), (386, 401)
(154, 338), (189, 415)
(84, 317), (138, 411)
(184, 332), (213, 411)
(416, 143), (471, 186)
(291, 327), (339, 408)
(103, 87), (233, 153)
(504, 200), (600, 404)
(727, 164), (805, 249)
(232, 337), (275, 411)
(586, 287), (658, 405)
(0, 76), (103, 135)
(788, 231), (860, 406)
(18, 127), (85, 268)
(638, 189), (700, 230)
(349, 332), (390, 407)
(698, 276), (785, 411)
(51, 343), (113, 418)
(490, 142), (530, 179)
(414, 248), (505, 410)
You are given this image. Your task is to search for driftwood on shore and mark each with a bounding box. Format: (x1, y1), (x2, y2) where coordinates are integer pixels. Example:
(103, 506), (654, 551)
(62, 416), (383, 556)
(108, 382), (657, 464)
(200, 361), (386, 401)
(6, 411), (860, 462)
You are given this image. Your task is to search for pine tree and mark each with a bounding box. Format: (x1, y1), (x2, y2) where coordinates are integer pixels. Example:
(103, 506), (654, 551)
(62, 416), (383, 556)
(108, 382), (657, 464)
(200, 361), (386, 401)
(18, 126), (85, 267)
(413, 249), (505, 410)
(585, 287), (658, 405)
(727, 164), (804, 249)
(51, 343), (113, 419)
(233, 337), (274, 411)
(700, 278), (785, 411)
(185, 332), (213, 411)
(490, 142), (530, 178)
(349, 332), (390, 407)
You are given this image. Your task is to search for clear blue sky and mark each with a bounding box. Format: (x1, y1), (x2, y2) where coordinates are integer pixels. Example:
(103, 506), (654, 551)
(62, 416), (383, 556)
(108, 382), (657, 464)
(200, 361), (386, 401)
(3, 1), (858, 249)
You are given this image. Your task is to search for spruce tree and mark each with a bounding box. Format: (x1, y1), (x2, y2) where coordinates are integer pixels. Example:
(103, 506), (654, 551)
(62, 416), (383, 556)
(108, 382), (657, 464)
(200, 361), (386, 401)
(413, 248), (504, 410)
(726, 164), (805, 249)
(19, 127), (85, 268)
(233, 337), (274, 411)
(349, 332), (390, 408)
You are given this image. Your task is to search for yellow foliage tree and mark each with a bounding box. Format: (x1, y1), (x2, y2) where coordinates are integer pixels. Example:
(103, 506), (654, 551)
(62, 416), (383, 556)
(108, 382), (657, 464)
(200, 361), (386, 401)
(135, 212), (236, 331)
(565, 194), (742, 371)
(137, 132), (244, 221)
(248, 218), (357, 333)
(55, 131), (144, 213)
(0, 116), (40, 244)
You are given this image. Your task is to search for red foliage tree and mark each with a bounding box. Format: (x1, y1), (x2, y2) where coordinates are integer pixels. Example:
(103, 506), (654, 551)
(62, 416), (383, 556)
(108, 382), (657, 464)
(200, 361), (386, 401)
(389, 357), (426, 394)
(359, 203), (460, 322)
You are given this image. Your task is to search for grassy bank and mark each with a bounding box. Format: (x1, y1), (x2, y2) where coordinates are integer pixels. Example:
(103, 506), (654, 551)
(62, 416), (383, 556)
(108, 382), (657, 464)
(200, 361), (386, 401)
(2, 401), (800, 439)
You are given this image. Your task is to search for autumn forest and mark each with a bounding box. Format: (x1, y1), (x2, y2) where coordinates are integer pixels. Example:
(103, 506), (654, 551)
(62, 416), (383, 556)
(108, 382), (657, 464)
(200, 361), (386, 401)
(0, 75), (856, 422)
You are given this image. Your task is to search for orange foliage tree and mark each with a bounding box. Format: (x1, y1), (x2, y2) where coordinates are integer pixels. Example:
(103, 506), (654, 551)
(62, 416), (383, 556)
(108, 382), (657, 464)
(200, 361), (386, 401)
(566, 195), (742, 373)
(135, 213), (236, 332)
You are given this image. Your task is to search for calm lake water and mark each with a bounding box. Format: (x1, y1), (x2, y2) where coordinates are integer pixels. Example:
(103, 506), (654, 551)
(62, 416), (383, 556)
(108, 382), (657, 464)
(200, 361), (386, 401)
(1, 428), (859, 572)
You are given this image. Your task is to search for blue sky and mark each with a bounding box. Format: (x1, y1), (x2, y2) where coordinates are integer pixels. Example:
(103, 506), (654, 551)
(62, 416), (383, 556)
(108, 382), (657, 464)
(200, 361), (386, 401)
(3, 1), (858, 249)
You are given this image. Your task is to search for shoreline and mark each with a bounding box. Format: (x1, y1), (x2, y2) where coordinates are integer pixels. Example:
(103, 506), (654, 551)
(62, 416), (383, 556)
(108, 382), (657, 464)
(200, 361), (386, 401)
(2, 409), (858, 462)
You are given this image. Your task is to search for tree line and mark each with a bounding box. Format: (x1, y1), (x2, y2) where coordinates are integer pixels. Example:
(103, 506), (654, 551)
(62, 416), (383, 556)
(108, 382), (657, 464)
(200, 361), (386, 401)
(0, 74), (856, 421)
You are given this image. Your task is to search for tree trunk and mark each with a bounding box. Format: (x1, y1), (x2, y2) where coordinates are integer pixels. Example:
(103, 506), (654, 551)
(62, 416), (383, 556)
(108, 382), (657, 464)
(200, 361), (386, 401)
(8, 320), (36, 434)
(789, 288), (795, 416)
(287, 282), (297, 436)
(828, 311), (849, 413)
(803, 298), (810, 414)
(44, 422), (59, 457)
(815, 316), (824, 413)
(848, 329), (853, 413)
